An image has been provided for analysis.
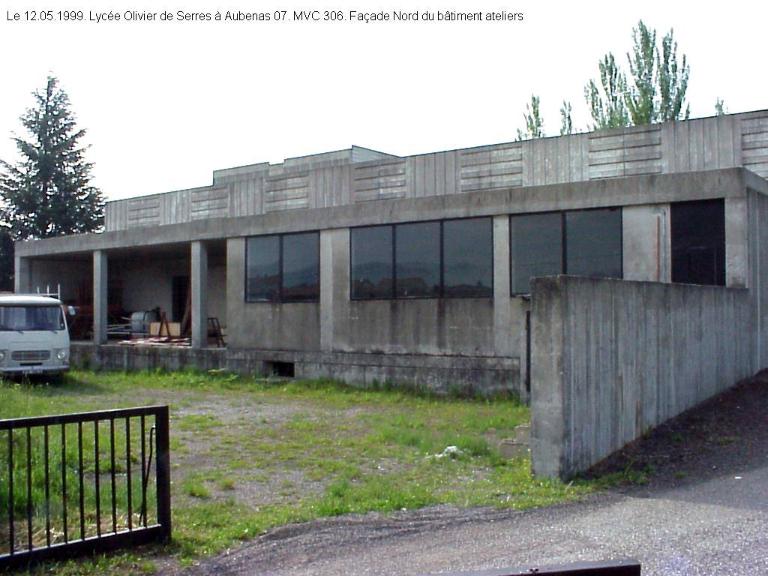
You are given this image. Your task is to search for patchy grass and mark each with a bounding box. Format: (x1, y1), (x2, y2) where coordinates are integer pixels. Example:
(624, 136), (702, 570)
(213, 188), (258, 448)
(0, 370), (595, 574)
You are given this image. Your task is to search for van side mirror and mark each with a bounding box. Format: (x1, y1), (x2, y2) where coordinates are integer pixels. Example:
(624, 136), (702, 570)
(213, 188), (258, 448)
(67, 306), (77, 316)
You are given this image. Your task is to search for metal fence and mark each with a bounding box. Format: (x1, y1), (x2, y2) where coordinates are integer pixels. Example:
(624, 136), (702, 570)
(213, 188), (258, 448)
(0, 406), (171, 569)
(432, 559), (641, 576)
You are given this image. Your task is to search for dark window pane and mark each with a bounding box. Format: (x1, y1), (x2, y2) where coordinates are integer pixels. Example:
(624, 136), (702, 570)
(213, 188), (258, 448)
(566, 208), (622, 278)
(396, 222), (440, 298)
(246, 236), (280, 301)
(351, 226), (393, 299)
(443, 218), (493, 297)
(510, 213), (563, 294)
(282, 233), (319, 302)
(671, 199), (725, 286)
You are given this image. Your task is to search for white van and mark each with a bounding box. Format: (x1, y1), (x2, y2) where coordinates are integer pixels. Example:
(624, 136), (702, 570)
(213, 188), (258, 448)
(0, 294), (72, 376)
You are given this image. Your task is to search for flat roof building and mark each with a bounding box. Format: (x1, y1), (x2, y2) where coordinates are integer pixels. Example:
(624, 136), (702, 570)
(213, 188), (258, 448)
(15, 110), (768, 477)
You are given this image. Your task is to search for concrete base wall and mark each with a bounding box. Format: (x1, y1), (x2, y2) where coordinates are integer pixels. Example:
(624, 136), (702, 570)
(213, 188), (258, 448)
(530, 275), (758, 479)
(71, 343), (519, 397)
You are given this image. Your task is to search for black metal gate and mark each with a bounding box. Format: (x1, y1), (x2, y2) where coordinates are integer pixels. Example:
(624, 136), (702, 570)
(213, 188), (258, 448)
(0, 405), (171, 569)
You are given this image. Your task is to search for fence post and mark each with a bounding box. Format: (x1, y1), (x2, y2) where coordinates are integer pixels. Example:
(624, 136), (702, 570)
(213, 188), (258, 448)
(154, 406), (172, 542)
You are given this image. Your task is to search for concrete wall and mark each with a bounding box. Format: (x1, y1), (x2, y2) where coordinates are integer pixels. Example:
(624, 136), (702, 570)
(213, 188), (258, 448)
(226, 237), (320, 351)
(27, 259), (91, 302)
(103, 110), (768, 231)
(530, 276), (758, 479)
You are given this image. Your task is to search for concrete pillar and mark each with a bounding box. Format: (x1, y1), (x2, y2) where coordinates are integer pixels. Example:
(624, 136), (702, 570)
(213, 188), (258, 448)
(93, 250), (108, 345)
(191, 241), (209, 349)
(725, 197), (748, 288)
(320, 230), (334, 352)
(14, 255), (31, 293)
(493, 215), (513, 357)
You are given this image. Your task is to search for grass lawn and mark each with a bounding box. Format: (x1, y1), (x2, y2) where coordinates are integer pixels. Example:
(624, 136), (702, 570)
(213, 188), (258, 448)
(0, 370), (595, 574)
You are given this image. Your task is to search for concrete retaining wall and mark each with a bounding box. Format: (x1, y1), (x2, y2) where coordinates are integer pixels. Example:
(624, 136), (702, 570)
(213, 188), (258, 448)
(530, 275), (758, 479)
(71, 343), (517, 396)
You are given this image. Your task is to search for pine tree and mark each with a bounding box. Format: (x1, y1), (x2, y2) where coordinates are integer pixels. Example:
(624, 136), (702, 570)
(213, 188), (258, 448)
(0, 76), (104, 241)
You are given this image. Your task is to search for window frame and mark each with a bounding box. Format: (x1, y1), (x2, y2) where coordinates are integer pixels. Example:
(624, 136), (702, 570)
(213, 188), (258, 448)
(509, 207), (624, 296)
(349, 216), (495, 301)
(244, 231), (320, 303)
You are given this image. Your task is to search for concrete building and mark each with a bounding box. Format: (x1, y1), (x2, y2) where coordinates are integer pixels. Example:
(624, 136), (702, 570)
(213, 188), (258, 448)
(14, 110), (768, 478)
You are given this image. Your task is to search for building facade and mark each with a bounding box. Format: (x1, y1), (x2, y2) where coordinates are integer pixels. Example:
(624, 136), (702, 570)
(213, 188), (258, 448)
(14, 111), (768, 476)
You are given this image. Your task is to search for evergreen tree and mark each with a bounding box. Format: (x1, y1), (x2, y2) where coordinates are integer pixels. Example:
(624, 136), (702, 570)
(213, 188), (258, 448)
(585, 53), (630, 129)
(560, 101), (573, 135)
(0, 76), (104, 242)
(516, 94), (544, 141)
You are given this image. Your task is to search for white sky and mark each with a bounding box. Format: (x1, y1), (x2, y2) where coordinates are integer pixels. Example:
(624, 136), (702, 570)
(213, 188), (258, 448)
(1, 0), (767, 201)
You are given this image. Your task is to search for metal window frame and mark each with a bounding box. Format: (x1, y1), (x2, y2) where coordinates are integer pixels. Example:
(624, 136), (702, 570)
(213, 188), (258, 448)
(244, 232), (321, 304)
(349, 216), (495, 302)
(510, 207), (624, 297)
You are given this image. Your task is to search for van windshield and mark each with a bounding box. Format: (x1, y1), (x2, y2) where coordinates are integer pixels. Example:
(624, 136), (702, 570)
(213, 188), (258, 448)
(0, 305), (65, 331)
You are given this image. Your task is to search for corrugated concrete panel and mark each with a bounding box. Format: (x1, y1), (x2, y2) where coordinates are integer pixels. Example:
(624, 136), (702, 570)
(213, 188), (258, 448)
(460, 143), (523, 192)
(264, 169), (310, 212)
(101, 110), (768, 231)
(352, 158), (407, 202)
(531, 276), (757, 479)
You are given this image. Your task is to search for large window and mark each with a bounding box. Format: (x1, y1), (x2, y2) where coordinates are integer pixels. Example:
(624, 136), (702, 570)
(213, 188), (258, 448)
(350, 217), (493, 300)
(246, 232), (319, 302)
(510, 208), (622, 294)
(671, 199), (725, 286)
(510, 212), (562, 295)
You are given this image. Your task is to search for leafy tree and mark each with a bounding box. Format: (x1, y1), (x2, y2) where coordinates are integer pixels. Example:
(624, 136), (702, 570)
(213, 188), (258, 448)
(585, 20), (690, 129)
(715, 98), (727, 116)
(516, 94), (544, 140)
(625, 20), (657, 125)
(0, 76), (104, 242)
(560, 101), (573, 135)
(656, 27), (689, 122)
(585, 53), (630, 129)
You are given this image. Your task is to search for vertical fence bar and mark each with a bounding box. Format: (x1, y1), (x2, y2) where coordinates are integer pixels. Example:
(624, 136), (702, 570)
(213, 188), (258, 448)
(140, 415), (147, 528)
(7, 429), (14, 556)
(154, 407), (172, 541)
(110, 417), (117, 534)
(61, 423), (68, 544)
(25, 427), (32, 551)
(1, 406), (173, 568)
(44, 425), (50, 547)
(94, 420), (101, 538)
(77, 422), (84, 541)
(126, 417), (132, 531)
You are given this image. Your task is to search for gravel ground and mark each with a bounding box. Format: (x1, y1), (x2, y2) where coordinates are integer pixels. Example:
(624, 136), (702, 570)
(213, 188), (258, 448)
(169, 371), (768, 576)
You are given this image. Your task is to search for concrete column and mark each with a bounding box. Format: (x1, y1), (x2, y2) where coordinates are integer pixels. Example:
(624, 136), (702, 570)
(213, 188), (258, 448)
(493, 215), (513, 356)
(725, 197), (748, 288)
(93, 250), (108, 345)
(14, 255), (31, 293)
(191, 241), (208, 349)
(320, 230), (334, 352)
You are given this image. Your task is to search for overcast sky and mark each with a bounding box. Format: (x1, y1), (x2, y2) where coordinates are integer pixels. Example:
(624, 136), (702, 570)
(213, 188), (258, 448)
(1, 0), (766, 201)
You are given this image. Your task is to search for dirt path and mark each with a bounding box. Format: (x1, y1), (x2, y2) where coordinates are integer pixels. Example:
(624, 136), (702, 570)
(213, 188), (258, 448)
(168, 372), (768, 576)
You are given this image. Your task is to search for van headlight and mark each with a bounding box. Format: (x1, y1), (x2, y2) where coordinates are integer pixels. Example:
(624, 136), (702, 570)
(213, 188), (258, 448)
(0, 350), (6, 364)
(56, 349), (68, 361)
